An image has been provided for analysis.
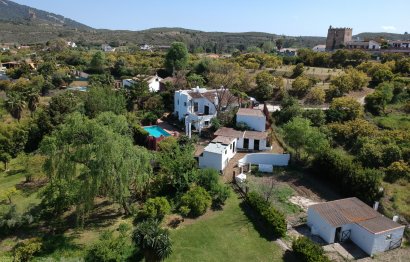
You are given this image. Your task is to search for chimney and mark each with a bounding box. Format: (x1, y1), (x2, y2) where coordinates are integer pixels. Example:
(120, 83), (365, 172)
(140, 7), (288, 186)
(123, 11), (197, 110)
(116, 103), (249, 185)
(392, 215), (399, 222)
(373, 201), (379, 211)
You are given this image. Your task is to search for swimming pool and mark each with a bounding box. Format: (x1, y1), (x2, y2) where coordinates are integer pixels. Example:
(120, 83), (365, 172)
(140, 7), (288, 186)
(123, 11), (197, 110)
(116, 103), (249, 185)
(143, 126), (171, 138)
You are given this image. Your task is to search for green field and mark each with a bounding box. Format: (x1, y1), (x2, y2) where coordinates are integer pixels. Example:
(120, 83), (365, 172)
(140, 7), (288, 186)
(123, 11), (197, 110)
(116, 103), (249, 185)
(373, 113), (410, 131)
(167, 194), (284, 262)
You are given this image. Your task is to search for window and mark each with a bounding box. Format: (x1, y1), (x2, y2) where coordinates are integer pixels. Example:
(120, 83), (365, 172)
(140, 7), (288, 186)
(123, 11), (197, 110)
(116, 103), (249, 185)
(194, 102), (198, 112)
(386, 234), (392, 240)
(177, 99), (179, 105)
(184, 102), (187, 106)
(204, 121), (209, 126)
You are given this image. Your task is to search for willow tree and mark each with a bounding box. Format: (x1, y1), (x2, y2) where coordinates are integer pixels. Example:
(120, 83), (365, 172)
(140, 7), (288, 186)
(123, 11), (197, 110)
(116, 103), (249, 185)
(40, 112), (152, 224)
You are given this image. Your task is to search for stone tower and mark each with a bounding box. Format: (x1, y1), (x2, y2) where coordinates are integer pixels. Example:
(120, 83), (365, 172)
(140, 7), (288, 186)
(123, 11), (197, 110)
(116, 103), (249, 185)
(325, 26), (352, 51)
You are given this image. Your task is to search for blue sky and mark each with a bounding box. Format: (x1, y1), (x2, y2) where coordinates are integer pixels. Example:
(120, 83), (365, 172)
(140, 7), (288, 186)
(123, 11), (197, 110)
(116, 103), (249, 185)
(12, 0), (410, 36)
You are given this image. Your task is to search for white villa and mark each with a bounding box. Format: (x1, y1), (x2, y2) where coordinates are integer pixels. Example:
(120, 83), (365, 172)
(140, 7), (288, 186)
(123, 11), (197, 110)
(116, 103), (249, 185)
(307, 198), (405, 256)
(236, 108), (266, 132)
(174, 87), (237, 134)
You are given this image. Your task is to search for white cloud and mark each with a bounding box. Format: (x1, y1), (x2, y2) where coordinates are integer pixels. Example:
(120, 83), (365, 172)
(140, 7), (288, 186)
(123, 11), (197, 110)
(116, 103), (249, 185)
(381, 26), (397, 32)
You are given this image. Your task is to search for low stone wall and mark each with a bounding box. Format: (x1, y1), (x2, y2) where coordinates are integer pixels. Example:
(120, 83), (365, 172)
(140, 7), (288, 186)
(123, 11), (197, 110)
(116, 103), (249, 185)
(238, 153), (290, 168)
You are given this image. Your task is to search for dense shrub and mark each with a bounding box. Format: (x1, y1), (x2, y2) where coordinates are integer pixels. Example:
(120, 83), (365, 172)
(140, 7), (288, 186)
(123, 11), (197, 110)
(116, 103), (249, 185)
(312, 148), (383, 203)
(86, 224), (134, 262)
(132, 124), (149, 146)
(385, 161), (410, 182)
(13, 238), (43, 262)
(196, 168), (230, 208)
(292, 236), (330, 262)
(141, 197), (171, 220)
(246, 192), (287, 238)
(0, 205), (35, 236)
(179, 186), (212, 217)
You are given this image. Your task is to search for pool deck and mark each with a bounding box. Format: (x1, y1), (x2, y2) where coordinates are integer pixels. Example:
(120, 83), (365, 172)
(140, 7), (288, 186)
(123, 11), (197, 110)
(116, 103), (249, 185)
(156, 119), (181, 137)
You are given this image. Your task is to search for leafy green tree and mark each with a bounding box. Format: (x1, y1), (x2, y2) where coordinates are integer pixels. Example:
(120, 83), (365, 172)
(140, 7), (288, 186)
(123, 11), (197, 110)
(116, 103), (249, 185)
(302, 109), (326, 127)
(364, 82), (393, 115)
(180, 186), (212, 217)
(89, 73), (115, 87)
(291, 76), (312, 98)
(281, 117), (329, 160)
(157, 137), (197, 193)
(86, 224), (134, 262)
(275, 96), (302, 125)
(292, 63), (304, 78)
(85, 87), (126, 118)
(142, 197), (171, 220)
(186, 73), (205, 88)
(133, 220), (172, 262)
(371, 68), (394, 85)
(143, 95), (164, 118)
(0, 125), (28, 171)
(89, 51), (106, 74)
(165, 42), (189, 74)
(40, 112), (152, 223)
(6, 91), (26, 121)
(25, 85), (41, 115)
(306, 87), (326, 105)
(255, 71), (283, 101)
(327, 97), (363, 122)
(275, 38), (284, 50)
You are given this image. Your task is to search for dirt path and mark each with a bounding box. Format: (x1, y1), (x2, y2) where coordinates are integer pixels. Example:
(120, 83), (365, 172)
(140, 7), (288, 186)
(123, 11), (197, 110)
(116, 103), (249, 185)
(222, 152), (248, 183)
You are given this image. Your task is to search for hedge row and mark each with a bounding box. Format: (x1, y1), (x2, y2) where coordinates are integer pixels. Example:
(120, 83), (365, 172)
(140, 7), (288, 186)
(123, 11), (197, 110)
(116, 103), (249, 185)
(247, 192), (287, 238)
(292, 236), (330, 262)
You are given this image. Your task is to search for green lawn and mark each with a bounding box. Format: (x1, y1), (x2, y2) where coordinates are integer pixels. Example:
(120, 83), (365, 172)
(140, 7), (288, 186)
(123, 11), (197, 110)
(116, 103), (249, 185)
(167, 194), (284, 262)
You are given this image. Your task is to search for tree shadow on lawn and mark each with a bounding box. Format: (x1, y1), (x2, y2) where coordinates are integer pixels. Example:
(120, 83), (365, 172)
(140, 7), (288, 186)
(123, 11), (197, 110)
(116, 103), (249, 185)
(239, 200), (278, 242)
(3, 168), (25, 177)
(39, 233), (82, 257)
(282, 250), (299, 262)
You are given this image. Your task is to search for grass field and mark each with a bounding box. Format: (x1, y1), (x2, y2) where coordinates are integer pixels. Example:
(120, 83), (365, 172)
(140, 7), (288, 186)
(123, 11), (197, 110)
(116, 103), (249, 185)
(373, 113), (410, 131)
(167, 194), (284, 262)
(272, 65), (343, 80)
(382, 181), (410, 222)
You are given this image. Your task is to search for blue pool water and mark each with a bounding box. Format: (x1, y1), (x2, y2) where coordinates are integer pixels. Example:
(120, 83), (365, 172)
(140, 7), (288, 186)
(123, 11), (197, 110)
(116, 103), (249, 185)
(143, 126), (171, 138)
(67, 86), (88, 92)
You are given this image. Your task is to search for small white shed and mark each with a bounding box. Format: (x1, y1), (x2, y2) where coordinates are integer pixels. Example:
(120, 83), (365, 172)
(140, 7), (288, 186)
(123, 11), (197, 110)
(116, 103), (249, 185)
(307, 198), (405, 256)
(198, 136), (236, 171)
(236, 108), (266, 132)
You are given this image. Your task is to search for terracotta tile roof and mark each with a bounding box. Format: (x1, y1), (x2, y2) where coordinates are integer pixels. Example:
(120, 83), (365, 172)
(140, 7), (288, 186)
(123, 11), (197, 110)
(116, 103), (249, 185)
(310, 197), (404, 233)
(243, 131), (268, 140)
(212, 136), (236, 145)
(214, 127), (243, 138)
(237, 108), (265, 117)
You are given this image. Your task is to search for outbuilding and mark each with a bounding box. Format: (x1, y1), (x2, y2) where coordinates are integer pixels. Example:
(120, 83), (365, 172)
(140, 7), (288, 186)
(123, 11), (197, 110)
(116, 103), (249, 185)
(198, 136), (236, 171)
(236, 108), (266, 132)
(307, 198), (405, 256)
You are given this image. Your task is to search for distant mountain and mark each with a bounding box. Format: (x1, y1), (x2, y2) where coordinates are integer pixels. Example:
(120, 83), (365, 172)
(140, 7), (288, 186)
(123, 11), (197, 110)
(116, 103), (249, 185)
(0, 0), (91, 30)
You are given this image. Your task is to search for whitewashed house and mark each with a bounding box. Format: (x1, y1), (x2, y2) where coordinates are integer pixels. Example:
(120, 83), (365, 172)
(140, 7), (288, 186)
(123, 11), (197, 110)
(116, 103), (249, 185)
(174, 87), (238, 134)
(307, 198), (405, 256)
(101, 44), (115, 52)
(122, 75), (164, 92)
(198, 136), (236, 171)
(236, 108), (266, 132)
(67, 41), (77, 48)
(346, 40), (381, 50)
(214, 127), (270, 151)
(312, 45), (326, 52)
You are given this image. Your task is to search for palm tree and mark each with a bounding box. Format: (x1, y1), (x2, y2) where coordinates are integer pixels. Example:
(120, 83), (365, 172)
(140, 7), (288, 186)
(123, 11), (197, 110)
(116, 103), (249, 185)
(25, 86), (40, 115)
(133, 220), (172, 262)
(6, 91), (26, 122)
